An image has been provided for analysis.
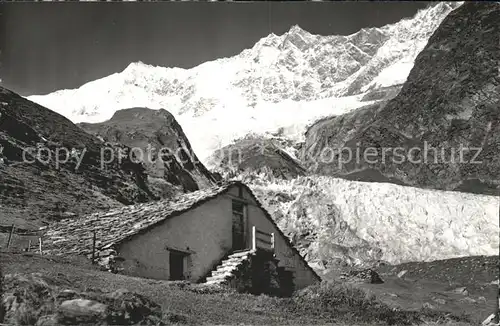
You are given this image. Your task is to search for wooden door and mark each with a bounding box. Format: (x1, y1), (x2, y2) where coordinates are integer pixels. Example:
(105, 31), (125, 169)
(232, 200), (246, 250)
(169, 251), (184, 280)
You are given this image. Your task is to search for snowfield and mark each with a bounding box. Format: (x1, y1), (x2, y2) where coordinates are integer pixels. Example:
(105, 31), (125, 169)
(246, 175), (499, 268)
(176, 95), (374, 161)
(27, 2), (462, 164)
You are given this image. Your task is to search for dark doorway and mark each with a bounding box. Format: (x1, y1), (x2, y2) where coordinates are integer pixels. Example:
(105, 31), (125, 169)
(232, 200), (246, 251)
(169, 251), (184, 280)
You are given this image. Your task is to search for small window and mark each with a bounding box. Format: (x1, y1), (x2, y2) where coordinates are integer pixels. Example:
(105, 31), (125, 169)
(232, 200), (245, 215)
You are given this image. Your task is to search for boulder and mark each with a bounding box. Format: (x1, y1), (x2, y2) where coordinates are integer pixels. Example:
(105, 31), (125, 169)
(105, 288), (163, 325)
(2, 273), (164, 325)
(58, 299), (108, 325)
(340, 268), (384, 284)
(397, 270), (408, 278)
(451, 286), (469, 296)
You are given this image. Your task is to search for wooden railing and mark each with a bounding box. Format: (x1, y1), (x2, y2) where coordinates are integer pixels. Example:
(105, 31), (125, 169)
(251, 226), (274, 252)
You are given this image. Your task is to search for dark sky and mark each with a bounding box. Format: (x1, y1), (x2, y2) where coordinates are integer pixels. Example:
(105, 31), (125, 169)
(0, 1), (432, 96)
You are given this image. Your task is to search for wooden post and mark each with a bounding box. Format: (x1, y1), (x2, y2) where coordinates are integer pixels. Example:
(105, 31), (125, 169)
(251, 226), (256, 252)
(493, 192), (500, 325)
(494, 226), (500, 324)
(485, 190), (500, 326)
(6, 224), (15, 250)
(494, 290), (500, 325)
(27, 240), (32, 252)
(271, 232), (275, 251)
(38, 237), (42, 255)
(92, 230), (96, 264)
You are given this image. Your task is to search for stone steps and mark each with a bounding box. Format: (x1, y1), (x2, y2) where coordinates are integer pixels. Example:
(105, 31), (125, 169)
(220, 261), (242, 267)
(204, 250), (255, 286)
(227, 250), (255, 259)
(213, 265), (238, 273)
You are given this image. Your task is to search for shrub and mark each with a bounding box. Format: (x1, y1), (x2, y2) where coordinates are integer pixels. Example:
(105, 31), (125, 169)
(292, 282), (379, 318)
(2, 273), (57, 324)
(288, 281), (470, 326)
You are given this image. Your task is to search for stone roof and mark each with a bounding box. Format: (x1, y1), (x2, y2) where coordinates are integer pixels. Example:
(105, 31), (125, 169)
(40, 180), (321, 281)
(40, 181), (239, 268)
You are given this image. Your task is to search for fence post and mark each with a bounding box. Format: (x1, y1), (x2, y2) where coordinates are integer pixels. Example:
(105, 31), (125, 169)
(38, 237), (43, 256)
(28, 239), (32, 252)
(493, 254), (500, 324)
(92, 230), (96, 264)
(271, 232), (275, 251)
(251, 226), (256, 252)
(6, 223), (15, 250)
(489, 191), (500, 325)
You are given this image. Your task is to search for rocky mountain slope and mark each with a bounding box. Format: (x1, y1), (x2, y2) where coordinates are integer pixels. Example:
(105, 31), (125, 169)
(206, 133), (306, 180)
(0, 88), (211, 228)
(27, 2), (461, 163)
(302, 2), (500, 195)
(78, 107), (217, 193)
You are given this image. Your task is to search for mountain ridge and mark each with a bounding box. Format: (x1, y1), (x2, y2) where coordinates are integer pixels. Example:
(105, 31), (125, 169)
(27, 2), (461, 164)
(0, 88), (215, 228)
(78, 107), (218, 193)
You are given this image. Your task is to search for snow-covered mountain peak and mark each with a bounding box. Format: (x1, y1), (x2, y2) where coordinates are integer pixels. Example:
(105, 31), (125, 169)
(281, 27), (317, 52)
(249, 24), (315, 52)
(287, 24), (306, 34)
(27, 2), (462, 163)
(123, 61), (150, 72)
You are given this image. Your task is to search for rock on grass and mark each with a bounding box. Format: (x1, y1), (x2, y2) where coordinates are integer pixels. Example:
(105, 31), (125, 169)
(1, 273), (164, 325)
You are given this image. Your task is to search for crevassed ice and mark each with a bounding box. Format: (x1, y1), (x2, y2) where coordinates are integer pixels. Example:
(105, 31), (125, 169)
(249, 175), (499, 265)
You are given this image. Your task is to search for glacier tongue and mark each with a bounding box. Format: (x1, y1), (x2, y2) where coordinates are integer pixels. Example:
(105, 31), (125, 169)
(247, 175), (498, 267)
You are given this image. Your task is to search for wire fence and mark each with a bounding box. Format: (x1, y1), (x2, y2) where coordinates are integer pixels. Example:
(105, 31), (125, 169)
(0, 223), (44, 254)
(1, 223), (102, 266)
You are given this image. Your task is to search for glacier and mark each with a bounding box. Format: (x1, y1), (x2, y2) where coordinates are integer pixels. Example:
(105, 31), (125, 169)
(245, 174), (499, 268)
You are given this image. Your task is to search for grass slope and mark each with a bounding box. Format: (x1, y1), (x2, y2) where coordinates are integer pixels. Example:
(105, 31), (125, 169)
(1, 252), (473, 325)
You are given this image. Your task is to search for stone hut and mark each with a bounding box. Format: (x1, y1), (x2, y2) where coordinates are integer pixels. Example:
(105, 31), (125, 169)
(42, 181), (321, 296)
